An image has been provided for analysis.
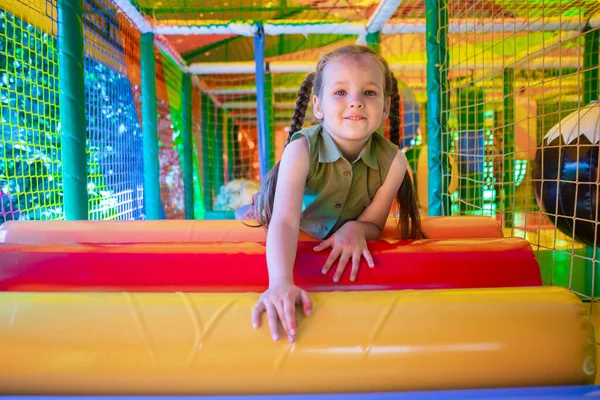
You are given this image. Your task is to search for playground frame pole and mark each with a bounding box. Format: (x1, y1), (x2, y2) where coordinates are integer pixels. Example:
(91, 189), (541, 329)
(503, 68), (515, 228)
(58, 0), (88, 220)
(425, 0), (449, 216)
(254, 23), (274, 180)
(182, 74), (194, 219)
(264, 69), (275, 170)
(213, 107), (225, 195)
(584, 28), (600, 104)
(140, 32), (162, 220)
(226, 116), (235, 181)
(366, 31), (381, 53)
(583, 25), (599, 297)
(201, 93), (213, 212)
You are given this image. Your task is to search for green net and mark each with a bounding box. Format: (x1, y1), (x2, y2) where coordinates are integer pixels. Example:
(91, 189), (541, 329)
(84, 0), (146, 220)
(429, 0), (600, 304)
(1, 4), (61, 222)
(157, 49), (185, 219)
(1, 0), (201, 222)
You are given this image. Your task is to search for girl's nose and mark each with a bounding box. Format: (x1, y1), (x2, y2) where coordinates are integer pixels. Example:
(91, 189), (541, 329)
(349, 98), (364, 108)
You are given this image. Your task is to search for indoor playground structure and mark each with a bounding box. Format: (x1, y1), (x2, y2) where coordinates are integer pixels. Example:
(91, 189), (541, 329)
(3, 0), (600, 399)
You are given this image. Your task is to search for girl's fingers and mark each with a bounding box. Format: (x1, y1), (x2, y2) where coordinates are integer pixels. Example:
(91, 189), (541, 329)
(333, 251), (351, 282)
(283, 295), (297, 341)
(251, 299), (265, 329)
(256, 289), (313, 342)
(273, 298), (290, 336)
(299, 290), (313, 317)
(322, 247), (342, 275)
(363, 248), (375, 268)
(265, 301), (280, 341)
(350, 251), (361, 282)
(313, 238), (332, 252)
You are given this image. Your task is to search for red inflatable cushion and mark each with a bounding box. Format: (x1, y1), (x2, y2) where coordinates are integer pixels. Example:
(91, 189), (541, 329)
(0, 238), (540, 292)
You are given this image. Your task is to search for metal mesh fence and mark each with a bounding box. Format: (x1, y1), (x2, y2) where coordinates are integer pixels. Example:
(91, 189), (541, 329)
(84, 0), (145, 220)
(198, 73), (260, 215)
(0, 2), (61, 222)
(435, 0), (600, 303)
(155, 50), (185, 219)
(1, 0), (204, 222)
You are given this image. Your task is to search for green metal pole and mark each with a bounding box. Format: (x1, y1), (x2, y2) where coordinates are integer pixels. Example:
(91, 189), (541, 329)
(221, 112), (229, 181)
(457, 86), (485, 213)
(58, 0), (87, 220)
(201, 93), (213, 212)
(425, 0), (449, 216)
(584, 28), (600, 104)
(140, 33), (161, 220)
(181, 74), (194, 219)
(192, 146), (205, 219)
(583, 26), (599, 297)
(233, 124), (242, 179)
(493, 109), (504, 210)
(264, 70), (276, 171)
(365, 32), (384, 136)
(227, 117), (235, 181)
(503, 68), (515, 228)
(213, 107), (225, 197)
(366, 31), (381, 54)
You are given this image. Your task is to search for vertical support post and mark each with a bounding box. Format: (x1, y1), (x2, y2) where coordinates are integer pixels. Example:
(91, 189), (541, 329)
(227, 117), (235, 181)
(457, 86), (485, 213)
(233, 124), (242, 178)
(583, 26), (599, 297)
(584, 28), (600, 105)
(503, 68), (515, 228)
(58, 0), (88, 220)
(425, 0), (449, 216)
(181, 74), (194, 219)
(140, 33), (162, 220)
(213, 107), (225, 198)
(222, 111), (229, 182)
(366, 31), (385, 135)
(254, 23), (272, 180)
(201, 93), (213, 212)
(366, 31), (381, 54)
(264, 69), (275, 170)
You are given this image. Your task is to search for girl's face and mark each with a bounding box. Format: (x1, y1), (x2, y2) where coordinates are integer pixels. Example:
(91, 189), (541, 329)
(313, 57), (390, 146)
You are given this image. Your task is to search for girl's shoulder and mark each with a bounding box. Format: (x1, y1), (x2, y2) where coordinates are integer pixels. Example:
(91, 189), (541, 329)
(289, 123), (322, 144)
(289, 123), (323, 161)
(371, 133), (401, 168)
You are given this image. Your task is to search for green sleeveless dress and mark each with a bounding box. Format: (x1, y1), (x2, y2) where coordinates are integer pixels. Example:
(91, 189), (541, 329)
(289, 123), (398, 239)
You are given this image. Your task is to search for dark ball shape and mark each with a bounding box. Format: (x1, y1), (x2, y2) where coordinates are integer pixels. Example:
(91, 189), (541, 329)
(533, 103), (600, 247)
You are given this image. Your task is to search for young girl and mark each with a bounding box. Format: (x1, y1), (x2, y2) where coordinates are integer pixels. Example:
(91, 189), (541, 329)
(249, 45), (423, 343)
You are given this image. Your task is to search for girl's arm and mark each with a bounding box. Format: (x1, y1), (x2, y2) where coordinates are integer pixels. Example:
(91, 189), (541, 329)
(265, 137), (309, 284)
(251, 137), (311, 343)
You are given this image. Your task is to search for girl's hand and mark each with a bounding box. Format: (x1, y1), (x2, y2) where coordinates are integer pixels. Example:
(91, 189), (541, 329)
(313, 221), (375, 282)
(251, 282), (312, 343)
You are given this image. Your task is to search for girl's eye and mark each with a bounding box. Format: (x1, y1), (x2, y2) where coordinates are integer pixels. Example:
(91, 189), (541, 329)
(365, 90), (377, 96)
(335, 90), (346, 95)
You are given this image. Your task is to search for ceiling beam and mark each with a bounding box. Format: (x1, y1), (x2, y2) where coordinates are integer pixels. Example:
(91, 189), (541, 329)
(189, 57), (579, 75)
(150, 17), (587, 36)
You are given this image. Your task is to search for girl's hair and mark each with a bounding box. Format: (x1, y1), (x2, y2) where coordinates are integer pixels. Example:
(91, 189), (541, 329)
(251, 45), (424, 239)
